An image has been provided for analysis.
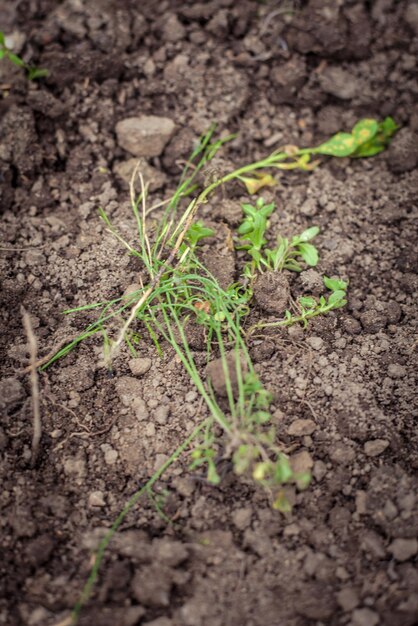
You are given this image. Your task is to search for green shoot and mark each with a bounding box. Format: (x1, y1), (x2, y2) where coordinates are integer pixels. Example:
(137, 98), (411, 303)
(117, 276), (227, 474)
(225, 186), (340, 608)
(262, 225), (320, 272)
(0, 31), (48, 80)
(248, 276), (348, 335)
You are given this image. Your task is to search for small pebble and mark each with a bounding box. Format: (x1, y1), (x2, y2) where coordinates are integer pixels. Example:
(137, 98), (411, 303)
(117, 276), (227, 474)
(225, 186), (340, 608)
(101, 445), (118, 465)
(232, 507), (252, 530)
(129, 357), (152, 376)
(155, 405), (170, 425)
(388, 538), (418, 562)
(387, 363), (406, 378)
(351, 607), (379, 626)
(336, 587), (359, 611)
(364, 439), (389, 457)
(307, 336), (323, 350)
(287, 419), (317, 436)
(88, 491), (106, 508)
(328, 443), (356, 465)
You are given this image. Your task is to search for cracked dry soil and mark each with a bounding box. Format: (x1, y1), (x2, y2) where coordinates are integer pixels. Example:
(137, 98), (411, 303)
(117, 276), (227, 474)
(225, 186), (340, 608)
(0, 1), (417, 626)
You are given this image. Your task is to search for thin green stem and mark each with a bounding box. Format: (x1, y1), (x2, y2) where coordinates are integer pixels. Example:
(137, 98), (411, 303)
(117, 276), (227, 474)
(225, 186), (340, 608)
(70, 419), (207, 625)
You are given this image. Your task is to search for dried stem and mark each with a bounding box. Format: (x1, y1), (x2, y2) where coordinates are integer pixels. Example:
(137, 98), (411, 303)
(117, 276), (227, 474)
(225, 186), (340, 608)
(21, 307), (42, 466)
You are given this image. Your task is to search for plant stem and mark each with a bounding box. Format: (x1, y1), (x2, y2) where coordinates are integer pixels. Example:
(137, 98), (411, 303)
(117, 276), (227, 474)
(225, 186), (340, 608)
(70, 420), (207, 625)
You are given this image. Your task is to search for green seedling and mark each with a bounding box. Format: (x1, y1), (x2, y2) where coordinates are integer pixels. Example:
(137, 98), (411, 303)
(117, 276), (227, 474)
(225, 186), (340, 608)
(248, 276), (348, 335)
(41, 120), (396, 625)
(0, 31), (48, 80)
(183, 221), (214, 249)
(263, 226), (320, 272)
(236, 197), (275, 268)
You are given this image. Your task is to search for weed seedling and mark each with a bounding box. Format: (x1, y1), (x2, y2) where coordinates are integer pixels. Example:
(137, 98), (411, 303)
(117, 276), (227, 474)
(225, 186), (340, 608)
(0, 31), (48, 80)
(41, 118), (396, 625)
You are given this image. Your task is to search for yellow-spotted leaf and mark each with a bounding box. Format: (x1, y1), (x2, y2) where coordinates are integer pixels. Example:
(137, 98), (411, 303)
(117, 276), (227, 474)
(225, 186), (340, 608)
(312, 131), (359, 157)
(240, 173), (276, 195)
(351, 118), (379, 145)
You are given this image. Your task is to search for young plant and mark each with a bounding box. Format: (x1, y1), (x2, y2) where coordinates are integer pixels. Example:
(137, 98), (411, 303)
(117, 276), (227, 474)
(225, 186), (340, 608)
(41, 120), (396, 625)
(262, 226), (320, 272)
(0, 31), (48, 80)
(247, 276), (348, 335)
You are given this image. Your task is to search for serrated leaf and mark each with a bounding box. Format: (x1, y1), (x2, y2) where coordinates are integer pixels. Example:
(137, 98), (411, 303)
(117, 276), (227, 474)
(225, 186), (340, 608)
(299, 296), (316, 309)
(328, 290), (346, 305)
(297, 243), (319, 267)
(323, 276), (348, 292)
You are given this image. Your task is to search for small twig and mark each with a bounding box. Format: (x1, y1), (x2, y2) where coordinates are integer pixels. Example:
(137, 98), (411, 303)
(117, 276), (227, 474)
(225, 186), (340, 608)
(19, 332), (80, 373)
(21, 307), (42, 466)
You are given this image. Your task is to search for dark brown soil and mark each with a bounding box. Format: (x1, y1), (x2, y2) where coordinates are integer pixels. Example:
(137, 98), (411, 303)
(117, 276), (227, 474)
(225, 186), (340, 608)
(1, 2), (418, 626)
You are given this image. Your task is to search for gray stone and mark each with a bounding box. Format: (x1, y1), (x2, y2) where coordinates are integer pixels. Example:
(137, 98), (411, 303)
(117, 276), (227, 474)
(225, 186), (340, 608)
(206, 351), (248, 398)
(307, 336), (323, 350)
(405, 1), (418, 34)
(116, 116), (175, 157)
(155, 405), (170, 425)
(388, 538), (418, 561)
(128, 357), (152, 377)
(336, 587), (359, 611)
(328, 443), (356, 465)
(88, 491), (106, 508)
(113, 157), (167, 191)
(0, 377), (24, 409)
(387, 363), (407, 378)
(387, 128), (418, 173)
(131, 565), (173, 607)
(351, 608), (379, 626)
(360, 310), (387, 333)
(312, 460), (327, 482)
(153, 539), (188, 567)
(364, 439), (389, 457)
(232, 507), (252, 530)
(287, 419), (317, 436)
(319, 67), (360, 100)
(290, 450), (314, 481)
(162, 14), (186, 42)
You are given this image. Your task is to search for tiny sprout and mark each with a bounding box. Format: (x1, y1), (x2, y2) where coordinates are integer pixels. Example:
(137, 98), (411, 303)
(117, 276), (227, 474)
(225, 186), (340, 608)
(0, 31), (49, 80)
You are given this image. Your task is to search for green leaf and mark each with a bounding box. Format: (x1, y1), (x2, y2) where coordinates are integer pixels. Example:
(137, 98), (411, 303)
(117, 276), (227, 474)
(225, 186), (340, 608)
(207, 461), (221, 485)
(0, 49), (5, 60)
(297, 226), (320, 243)
(295, 472), (311, 490)
(0, 31), (5, 45)
(323, 276), (348, 292)
(297, 243), (319, 267)
(273, 491), (292, 513)
(351, 118), (379, 145)
(313, 131), (358, 157)
(28, 67), (49, 80)
(7, 52), (25, 67)
(328, 289), (346, 305)
(284, 259), (302, 272)
(299, 296), (316, 309)
(274, 456), (294, 483)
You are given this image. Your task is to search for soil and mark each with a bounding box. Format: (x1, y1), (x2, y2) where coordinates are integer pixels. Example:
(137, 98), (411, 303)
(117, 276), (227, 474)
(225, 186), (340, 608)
(1, 2), (418, 626)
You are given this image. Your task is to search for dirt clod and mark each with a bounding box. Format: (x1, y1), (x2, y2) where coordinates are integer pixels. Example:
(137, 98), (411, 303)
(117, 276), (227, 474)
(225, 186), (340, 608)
(253, 271), (290, 316)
